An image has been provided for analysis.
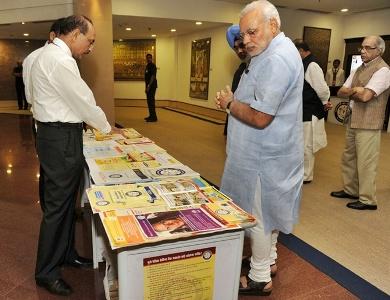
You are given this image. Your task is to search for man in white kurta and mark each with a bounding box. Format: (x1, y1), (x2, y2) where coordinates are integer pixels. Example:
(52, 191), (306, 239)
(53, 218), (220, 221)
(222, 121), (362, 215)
(215, 0), (303, 296)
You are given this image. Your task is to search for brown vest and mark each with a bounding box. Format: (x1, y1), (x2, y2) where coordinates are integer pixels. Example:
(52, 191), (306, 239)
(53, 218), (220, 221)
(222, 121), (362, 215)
(350, 56), (390, 129)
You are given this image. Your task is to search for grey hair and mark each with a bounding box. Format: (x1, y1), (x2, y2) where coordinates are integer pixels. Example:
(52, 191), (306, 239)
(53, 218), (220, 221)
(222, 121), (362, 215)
(240, 0), (281, 28)
(375, 36), (385, 54)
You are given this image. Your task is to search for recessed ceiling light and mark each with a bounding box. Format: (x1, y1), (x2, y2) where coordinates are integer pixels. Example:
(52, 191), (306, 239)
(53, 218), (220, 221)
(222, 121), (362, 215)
(170, 28), (176, 32)
(23, 33), (29, 36)
(21, 22), (25, 25)
(151, 34), (156, 37)
(340, 8), (349, 12)
(25, 40), (29, 43)
(119, 39), (123, 42)
(125, 27), (132, 31)
(195, 21), (202, 25)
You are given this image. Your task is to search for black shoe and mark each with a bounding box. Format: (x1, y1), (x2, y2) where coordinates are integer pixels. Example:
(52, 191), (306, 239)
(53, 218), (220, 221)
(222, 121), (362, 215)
(346, 201), (377, 210)
(66, 256), (93, 269)
(239, 276), (272, 296)
(303, 180), (312, 184)
(330, 190), (359, 199)
(36, 278), (73, 296)
(144, 116), (151, 121)
(145, 118), (157, 122)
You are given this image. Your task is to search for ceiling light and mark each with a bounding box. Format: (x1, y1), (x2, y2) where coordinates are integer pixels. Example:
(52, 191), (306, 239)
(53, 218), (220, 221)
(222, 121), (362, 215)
(6, 169), (12, 174)
(25, 40), (29, 43)
(170, 28), (176, 32)
(340, 8), (348, 12)
(195, 21), (202, 25)
(119, 39), (123, 41)
(125, 27), (132, 31)
(8, 164), (12, 168)
(151, 34), (156, 37)
(21, 22), (25, 25)
(23, 33), (29, 36)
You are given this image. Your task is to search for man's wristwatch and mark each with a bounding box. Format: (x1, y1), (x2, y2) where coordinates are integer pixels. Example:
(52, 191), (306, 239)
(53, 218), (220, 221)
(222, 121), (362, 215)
(226, 100), (233, 114)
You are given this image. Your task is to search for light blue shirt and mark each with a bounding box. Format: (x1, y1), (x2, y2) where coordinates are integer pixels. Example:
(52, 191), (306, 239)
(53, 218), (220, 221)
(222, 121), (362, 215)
(221, 32), (304, 233)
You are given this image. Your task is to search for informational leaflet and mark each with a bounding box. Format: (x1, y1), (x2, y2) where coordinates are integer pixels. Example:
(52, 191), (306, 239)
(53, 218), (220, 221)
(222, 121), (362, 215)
(83, 143), (124, 159)
(121, 128), (143, 139)
(115, 137), (153, 145)
(100, 210), (145, 248)
(135, 209), (223, 238)
(86, 184), (165, 213)
(143, 248), (215, 300)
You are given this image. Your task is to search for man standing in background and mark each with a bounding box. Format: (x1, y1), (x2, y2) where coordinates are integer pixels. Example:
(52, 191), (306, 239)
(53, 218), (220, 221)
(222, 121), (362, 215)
(326, 59), (345, 96)
(224, 24), (249, 136)
(295, 40), (331, 184)
(331, 35), (390, 210)
(13, 60), (28, 110)
(144, 53), (158, 122)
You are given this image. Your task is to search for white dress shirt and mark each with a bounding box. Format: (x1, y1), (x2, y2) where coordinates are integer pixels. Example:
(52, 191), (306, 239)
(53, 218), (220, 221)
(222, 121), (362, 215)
(305, 62), (330, 104)
(31, 37), (111, 133)
(325, 68), (345, 87)
(23, 42), (48, 107)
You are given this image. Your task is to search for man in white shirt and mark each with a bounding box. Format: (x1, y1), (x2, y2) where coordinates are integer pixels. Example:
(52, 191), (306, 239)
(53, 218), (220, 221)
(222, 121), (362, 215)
(32, 15), (120, 296)
(325, 59), (345, 96)
(23, 18), (64, 215)
(295, 40), (331, 184)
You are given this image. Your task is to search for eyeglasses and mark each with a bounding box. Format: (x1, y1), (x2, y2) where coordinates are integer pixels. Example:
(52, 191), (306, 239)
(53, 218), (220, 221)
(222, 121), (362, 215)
(239, 28), (259, 40)
(358, 46), (377, 52)
(81, 33), (95, 49)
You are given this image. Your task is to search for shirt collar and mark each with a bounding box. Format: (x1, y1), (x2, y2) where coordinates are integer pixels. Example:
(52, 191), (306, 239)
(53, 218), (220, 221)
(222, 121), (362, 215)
(52, 37), (72, 57)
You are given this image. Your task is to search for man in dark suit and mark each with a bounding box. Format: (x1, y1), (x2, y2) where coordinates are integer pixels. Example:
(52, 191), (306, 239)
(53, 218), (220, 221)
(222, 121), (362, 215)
(144, 53), (158, 122)
(224, 25), (249, 135)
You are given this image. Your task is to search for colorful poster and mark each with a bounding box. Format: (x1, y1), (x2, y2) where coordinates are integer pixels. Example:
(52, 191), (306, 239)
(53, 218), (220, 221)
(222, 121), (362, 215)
(143, 248), (216, 300)
(135, 209), (223, 238)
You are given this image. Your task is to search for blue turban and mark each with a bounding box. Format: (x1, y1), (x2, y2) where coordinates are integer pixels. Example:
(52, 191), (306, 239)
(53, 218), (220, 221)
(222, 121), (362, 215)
(226, 24), (240, 49)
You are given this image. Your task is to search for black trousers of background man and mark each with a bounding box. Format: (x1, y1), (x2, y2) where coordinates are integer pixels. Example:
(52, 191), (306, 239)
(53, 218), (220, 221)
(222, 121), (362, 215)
(146, 87), (157, 120)
(16, 82), (28, 109)
(35, 122), (83, 282)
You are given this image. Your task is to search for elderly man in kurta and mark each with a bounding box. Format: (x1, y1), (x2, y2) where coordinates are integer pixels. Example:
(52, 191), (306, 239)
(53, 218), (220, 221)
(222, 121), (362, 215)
(215, 0), (304, 296)
(331, 35), (390, 210)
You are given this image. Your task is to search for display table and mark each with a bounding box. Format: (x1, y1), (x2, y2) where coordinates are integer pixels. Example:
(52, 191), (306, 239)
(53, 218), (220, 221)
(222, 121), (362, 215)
(83, 128), (254, 299)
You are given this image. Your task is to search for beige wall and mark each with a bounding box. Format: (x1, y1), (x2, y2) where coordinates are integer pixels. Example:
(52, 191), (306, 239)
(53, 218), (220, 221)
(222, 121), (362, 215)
(343, 8), (390, 38)
(112, 0), (242, 23)
(0, 0), (73, 24)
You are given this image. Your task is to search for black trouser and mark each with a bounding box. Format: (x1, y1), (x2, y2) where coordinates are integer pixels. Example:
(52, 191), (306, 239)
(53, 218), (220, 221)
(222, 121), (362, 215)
(16, 82), (27, 109)
(35, 122), (83, 282)
(146, 87), (157, 119)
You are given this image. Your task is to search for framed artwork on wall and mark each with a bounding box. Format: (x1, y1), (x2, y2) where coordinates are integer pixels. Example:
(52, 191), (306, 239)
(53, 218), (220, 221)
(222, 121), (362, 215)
(113, 39), (156, 81)
(303, 26), (331, 73)
(189, 38), (211, 100)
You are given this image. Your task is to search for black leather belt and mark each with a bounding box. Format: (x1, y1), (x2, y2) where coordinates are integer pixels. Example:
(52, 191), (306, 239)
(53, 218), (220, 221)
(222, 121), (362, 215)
(37, 121), (83, 128)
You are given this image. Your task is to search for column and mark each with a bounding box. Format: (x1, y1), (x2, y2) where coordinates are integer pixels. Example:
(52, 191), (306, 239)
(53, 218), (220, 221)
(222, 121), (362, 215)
(74, 0), (115, 125)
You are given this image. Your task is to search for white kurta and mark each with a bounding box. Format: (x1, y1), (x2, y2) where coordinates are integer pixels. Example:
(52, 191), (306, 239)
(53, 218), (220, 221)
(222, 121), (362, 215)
(221, 33), (304, 234)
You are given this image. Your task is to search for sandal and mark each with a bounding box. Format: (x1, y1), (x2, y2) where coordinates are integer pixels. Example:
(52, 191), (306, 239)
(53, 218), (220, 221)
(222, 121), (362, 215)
(239, 275), (272, 296)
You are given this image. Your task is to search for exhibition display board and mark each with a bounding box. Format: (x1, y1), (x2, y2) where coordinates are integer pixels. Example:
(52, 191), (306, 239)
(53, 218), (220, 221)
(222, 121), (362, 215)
(83, 128), (256, 299)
